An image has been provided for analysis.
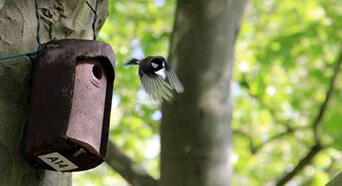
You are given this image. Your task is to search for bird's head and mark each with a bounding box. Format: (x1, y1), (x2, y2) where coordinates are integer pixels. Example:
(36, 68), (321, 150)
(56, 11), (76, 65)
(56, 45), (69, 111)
(146, 56), (165, 63)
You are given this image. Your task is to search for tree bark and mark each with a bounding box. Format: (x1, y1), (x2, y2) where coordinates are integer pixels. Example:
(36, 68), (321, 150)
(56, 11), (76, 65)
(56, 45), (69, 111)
(0, 0), (107, 185)
(327, 172), (342, 186)
(161, 1), (246, 186)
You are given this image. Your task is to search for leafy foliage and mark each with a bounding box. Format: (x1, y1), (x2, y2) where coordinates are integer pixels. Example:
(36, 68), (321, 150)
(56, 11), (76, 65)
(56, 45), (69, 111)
(74, 0), (342, 185)
(233, 0), (342, 185)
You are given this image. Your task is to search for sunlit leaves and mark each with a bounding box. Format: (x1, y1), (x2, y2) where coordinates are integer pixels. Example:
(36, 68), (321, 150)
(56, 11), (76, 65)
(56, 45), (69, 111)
(233, 0), (342, 185)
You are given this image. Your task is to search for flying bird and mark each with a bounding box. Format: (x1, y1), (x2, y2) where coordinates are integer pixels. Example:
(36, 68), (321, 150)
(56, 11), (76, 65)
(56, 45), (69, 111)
(125, 56), (184, 101)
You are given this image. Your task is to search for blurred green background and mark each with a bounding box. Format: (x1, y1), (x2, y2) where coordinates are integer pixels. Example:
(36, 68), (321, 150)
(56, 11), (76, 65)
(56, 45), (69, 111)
(74, 0), (342, 185)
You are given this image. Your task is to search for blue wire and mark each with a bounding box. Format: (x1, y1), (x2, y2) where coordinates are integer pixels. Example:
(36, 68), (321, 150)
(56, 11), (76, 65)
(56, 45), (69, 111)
(85, 0), (98, 40)
(35, 0), (41, 45)
(0, 49), (40, 61)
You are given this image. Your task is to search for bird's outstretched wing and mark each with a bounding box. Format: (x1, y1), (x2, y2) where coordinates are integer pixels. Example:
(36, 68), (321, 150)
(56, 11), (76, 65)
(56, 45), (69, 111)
(164, 63), (184, 93)
(140, 71), (173, 101)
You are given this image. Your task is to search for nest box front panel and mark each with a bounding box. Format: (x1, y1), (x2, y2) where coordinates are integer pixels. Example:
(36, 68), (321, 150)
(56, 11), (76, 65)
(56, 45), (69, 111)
(67, 60), (107, 155)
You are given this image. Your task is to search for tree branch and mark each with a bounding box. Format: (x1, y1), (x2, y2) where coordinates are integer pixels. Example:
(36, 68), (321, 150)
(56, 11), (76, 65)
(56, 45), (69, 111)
(275, 48), (342, 186)
(234, 126), (308, 154)
(233, 129), (256, 153)
(105, 140), (158, 186)
(313, 49), (342, 142)
(252, 126), (309, 154)
(275, 143), (323, 186)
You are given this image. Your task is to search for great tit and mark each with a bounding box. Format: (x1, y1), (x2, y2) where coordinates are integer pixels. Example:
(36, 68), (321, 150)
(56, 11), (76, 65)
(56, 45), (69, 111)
(125, 56), (184, 101)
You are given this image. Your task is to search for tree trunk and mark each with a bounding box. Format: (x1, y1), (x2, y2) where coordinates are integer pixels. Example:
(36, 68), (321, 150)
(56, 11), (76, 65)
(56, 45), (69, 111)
(0, 0), (107, 185)
(161, 1), (246, 186)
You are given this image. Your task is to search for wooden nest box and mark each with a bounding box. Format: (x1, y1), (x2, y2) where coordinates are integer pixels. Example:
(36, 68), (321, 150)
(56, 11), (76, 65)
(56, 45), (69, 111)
(25, 39), (115, 172)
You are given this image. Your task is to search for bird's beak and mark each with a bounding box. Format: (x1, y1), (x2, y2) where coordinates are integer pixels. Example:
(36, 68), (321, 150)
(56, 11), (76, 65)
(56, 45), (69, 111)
(125, 59), (139, 66)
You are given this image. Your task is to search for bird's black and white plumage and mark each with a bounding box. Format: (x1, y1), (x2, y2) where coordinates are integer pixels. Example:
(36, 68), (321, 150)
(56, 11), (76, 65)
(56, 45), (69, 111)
(125, 56), (184, 101)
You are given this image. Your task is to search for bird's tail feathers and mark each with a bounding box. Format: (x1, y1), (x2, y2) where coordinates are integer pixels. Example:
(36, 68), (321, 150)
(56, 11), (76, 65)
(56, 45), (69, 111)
(125, 58), (140, 66)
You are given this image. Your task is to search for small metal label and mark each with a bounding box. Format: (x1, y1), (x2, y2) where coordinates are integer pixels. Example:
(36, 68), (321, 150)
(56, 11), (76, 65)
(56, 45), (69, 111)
(38, 152), (78, 171)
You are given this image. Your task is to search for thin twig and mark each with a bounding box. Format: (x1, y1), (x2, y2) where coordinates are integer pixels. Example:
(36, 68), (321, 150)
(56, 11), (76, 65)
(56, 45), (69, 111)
(252, 126), (309, 154)
(234, 126), (308, 154)
(233, 129), (256, 153)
